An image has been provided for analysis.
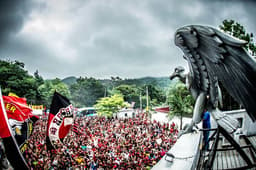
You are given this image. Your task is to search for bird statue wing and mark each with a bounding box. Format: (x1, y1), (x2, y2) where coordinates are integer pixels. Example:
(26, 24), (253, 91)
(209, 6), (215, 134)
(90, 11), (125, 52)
(175, 25), (256, 122)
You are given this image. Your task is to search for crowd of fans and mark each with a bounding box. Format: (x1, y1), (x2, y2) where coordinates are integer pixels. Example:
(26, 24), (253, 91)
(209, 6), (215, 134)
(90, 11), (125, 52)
(24, 113), (178, 169)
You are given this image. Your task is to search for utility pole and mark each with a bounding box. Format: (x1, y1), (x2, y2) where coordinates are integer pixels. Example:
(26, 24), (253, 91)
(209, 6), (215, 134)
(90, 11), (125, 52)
(146, 86), (149, 113)
(140, 91), (142, 113)
(104, 87), (107, 97)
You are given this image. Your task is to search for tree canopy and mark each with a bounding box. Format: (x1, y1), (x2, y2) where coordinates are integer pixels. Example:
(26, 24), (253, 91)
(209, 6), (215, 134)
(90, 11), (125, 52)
(111, 84), (166, 109)
(141, 84), (166, 106)
(167, 82), (194, 129)
(220, 19), (256, 56)
(94, 94), (128, 118)
(38, 78), (70, 107)
(69, 77), (105, 108)
(0, 60), (43, 104)
(0, 59), (169, 110)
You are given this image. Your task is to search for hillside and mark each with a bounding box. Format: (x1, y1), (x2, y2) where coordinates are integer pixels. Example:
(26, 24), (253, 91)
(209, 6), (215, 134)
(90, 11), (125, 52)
(62, 76), (77, 86)
(100, 77), (172, 89)
(62, 76), (173, 89)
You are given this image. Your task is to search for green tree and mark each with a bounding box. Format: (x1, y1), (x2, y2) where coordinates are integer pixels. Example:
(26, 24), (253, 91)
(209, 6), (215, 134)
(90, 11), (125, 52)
(141, 84), (166, 107)
(33, 70), (44, 104)
(109, 76), (123, 90)
(34, 70), (44, 85)
(111, 84), (166, 109)
(70, 77), (105, 107)
(94, 94), (128, 118)
(220, 19), (256, 56)
(112, 84), (139, 106)
(0, 60), (40, 103)
(38, 78), (70, 108)
(167, 82), (194, 130)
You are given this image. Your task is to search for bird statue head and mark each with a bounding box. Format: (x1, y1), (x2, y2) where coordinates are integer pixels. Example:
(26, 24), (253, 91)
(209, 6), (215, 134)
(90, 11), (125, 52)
(175, 26), (199, 51)
(170, 66), (186, 82)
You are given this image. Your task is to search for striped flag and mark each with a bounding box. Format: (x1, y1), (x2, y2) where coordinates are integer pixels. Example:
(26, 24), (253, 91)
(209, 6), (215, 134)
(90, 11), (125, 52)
(46, 92), (74, 149)
(0, 88), (28, 169)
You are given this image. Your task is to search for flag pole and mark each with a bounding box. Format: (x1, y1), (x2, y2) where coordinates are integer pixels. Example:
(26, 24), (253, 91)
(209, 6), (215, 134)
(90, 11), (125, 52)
(146, 86), (149, 114)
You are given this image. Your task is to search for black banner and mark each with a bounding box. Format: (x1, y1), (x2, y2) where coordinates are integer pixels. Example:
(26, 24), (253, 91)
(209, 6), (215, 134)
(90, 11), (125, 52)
(46, 92), (74, 150)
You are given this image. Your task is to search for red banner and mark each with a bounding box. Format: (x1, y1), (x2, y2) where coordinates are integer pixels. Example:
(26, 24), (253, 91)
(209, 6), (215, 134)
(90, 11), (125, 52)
(0, 89), (29, 169)
(155, 106), (170, 113)
(3, 95), (33, 121)
(0, 97), (11, 138)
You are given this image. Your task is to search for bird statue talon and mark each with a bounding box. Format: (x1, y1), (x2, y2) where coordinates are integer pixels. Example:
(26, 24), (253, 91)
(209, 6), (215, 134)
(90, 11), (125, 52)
(178, 122), (194, 138)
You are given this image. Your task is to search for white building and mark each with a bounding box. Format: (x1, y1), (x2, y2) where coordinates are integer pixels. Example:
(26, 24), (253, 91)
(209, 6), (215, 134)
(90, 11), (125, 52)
(114, 108), (136, 119)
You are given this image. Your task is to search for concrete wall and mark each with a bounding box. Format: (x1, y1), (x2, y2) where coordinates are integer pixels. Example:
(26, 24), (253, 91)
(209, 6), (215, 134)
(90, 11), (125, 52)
(223, 109), (256, 136)
(152, 132), (202, 170)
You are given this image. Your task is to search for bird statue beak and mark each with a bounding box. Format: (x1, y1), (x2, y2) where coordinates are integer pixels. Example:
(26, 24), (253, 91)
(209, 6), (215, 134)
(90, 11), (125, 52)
(170, 72), (177, 80)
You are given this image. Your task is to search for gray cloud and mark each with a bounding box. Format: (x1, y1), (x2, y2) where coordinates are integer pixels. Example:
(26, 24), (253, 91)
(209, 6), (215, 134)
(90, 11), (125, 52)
(0, 0), (33, 46)
(0, 0), (255, 79)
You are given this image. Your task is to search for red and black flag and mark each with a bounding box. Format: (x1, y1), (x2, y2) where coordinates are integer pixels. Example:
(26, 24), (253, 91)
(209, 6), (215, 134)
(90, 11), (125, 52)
(46, 92), (74, 149)
(0, 89), (29, 169)
(2, 95), (37, 148)
(3, 95), (33, 121)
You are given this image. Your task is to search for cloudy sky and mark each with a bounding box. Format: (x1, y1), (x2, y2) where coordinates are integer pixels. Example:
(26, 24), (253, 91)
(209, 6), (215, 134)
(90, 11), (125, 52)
(0, 0), (255, 79)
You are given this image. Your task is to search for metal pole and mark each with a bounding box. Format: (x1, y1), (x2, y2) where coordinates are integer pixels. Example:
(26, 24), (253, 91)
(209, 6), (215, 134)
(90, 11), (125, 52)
(104, 87), (107, 97)
(140, 91), (142, 112)
(146, 86), (149, 113)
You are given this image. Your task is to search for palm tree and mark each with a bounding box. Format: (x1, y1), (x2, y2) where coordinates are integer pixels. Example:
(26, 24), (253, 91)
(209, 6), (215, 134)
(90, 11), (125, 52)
(167, 82), (194, 130)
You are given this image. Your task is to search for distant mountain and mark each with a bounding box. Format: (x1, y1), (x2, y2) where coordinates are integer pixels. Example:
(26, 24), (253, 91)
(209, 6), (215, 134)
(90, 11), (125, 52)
(126, 77), (172, 89)
(62, 76), (174, 89)
(62, 76), (77, 86)
(99, 76), (173, 90)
